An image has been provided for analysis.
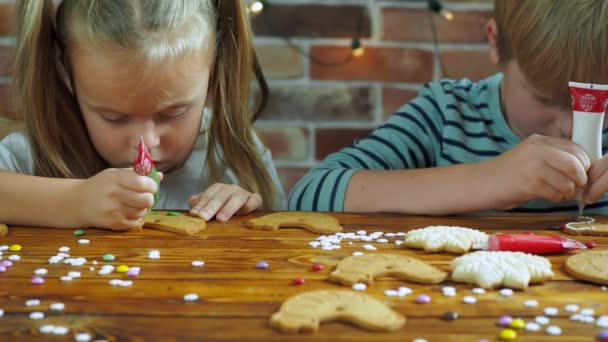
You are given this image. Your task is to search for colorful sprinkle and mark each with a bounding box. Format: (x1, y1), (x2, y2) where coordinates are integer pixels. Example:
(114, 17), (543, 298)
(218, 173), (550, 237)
(292, 277), (305, 285)
(116, 265), (129, 273)
(416, 294), (431, 304)
(9, 244), (21, 252)
(102, 254), (115, 261)
(586, 241), (597, 248)
(311, 263), (324, 271)
(73, 229), (85, 236)
(499, 328), (517, 340)
(31, 276), (44, 285)
(442, 311), (459, 321)
(510, 318), (525, 329)
(126, 267), (140, 277)
(0, 266), (6, 272)
(256, 261), (269, 269)
(1, 260), (12, 267)
(497, 315), (513, 327)
(598, 330), (608, 340)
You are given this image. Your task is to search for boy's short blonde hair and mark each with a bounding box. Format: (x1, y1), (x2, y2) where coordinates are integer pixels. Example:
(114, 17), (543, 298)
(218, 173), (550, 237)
(495, 0), (608, 107)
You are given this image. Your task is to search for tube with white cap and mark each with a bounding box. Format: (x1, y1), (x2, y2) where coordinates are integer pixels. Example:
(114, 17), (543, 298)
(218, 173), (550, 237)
(568, 82), (608, 215)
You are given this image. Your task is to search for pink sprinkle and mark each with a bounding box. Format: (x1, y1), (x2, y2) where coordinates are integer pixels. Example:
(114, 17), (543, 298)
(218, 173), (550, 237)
(126, 267), (140, 277)
(0, 265), (6, 273)
(292, 277), (305, 285)
(31, 276), (44, 285)
(585, 241), (597, 248)
(311, 263), (324, 271)
(416, 294), (431, 304)
(1, 260), (13, 268)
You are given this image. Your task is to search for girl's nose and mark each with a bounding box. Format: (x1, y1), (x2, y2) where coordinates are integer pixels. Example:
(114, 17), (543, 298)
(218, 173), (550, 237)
(137, 121), (160, 151)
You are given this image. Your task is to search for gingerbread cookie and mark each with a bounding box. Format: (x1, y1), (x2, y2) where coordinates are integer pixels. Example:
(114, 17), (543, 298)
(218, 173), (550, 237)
(565, 250), (608, 285)
(451, 251), (553, 289)
(0, 223), (7, 237)
(246, 212), (343, 234)
(270, 290), (405, 333)
(142, 211), (206, 235)
(404, 226), (488, 254)
(329, 253), (447, 286)
(563, 216), (608, 236)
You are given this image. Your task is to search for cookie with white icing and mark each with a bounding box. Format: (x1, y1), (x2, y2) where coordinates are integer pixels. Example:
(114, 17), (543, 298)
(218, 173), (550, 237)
(404, 226), (488, 254)
(450, 251), (553, 289)
(563, 216), (608, 236)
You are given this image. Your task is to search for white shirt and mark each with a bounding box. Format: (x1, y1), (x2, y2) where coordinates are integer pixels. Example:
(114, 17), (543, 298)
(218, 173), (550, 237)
(0, 111), (286, 210)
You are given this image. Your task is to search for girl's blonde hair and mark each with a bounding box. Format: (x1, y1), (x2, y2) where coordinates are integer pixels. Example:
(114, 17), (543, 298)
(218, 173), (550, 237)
(13, 0), (276, 208)
(494, 0), (608, 107)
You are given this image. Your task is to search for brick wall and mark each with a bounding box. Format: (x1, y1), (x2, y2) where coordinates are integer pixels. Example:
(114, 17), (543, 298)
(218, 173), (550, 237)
(0, 0), (497, 194)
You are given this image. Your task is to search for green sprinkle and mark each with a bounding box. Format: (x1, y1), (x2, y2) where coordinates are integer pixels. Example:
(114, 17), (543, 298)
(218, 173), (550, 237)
(73, 229), (85, 236)
(102, 254), (115, 262)
(167, 211), (182, 216)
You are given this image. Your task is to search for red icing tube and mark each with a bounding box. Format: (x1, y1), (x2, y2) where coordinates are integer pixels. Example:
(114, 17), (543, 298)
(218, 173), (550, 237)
(483, 234), (587, 255)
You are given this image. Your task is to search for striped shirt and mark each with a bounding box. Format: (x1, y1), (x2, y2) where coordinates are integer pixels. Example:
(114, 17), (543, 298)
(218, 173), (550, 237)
(288, 73), (608, 214)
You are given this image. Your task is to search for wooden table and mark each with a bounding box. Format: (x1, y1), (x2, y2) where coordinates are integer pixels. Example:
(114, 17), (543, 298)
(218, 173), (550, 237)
(0, 212), (606, 341)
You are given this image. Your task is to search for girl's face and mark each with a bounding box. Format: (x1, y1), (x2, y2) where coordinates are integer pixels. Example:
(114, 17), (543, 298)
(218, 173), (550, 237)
(69, 43), (211, 173)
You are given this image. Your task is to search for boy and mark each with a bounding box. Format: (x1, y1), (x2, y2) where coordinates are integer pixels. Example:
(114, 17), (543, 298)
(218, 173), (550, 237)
(289, 0), (608, 214)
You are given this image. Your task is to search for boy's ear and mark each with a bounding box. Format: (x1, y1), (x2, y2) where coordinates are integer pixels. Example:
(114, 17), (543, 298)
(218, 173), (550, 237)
(486, 18), (500, 65)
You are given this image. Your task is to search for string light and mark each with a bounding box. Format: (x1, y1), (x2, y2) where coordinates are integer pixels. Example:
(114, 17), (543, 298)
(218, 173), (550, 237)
(428, 0), (455, 21)
(249, 0), (265, 14)
(351, 38), (365, 57)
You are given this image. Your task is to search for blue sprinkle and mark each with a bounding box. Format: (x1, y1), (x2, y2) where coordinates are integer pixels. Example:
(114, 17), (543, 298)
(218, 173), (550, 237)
(256, 261), (269, 269)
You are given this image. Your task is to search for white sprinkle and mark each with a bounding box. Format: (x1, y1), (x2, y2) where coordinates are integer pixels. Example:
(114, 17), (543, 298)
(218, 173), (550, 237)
(385, 233), (396, 237)
(348, 241), (353, 245)
(499, 288), (514, 297)
(49, 302), (65, 311)
(384, 289), (399, 297)
(525, 322), (541, 331)
(29, 311), (44, 320)
(442, 291), (456, 297)
(564, 304), (579, 312)
(570, 314), (583, 322)
(397, 287), (412, 297)
(77, 239), (90, 245)
(52, 326), (69, 335)
(60, 276), (73, 282)
(308, 241), (321, 248)
(352, 283), (367, 291)
(39, 324), (55, 333)
(75, 332), (92, 342)
(0, 309), (3, 317)
(147, 251), (160, 259)
(34, 268), (48, 276)
(442, 286), (456, 293)
(191, 260), (205, 267)
(48, 256), (64, 264)
(581, 315), (595, 324)
(352, 251), (364, 256)
(8, 255), (20, 261)
(92, 260), (98, 265)
(580, 308), (595, 316)
(394, 240), (404, 246)
(544, 307), (558, 316)
(396, 232), (406, 236)
(535, 316), (550, 325)
(412, 339), (428, 342)
(356, 230), (366, 235)
(362, 244), (377, 251)
(462, 296), (477, 304)
(184, 293), (199, 301)
(524, 300), (539, 307)
(472, 287), (486, 294)
(58, 246), (70, 253)
(25, 299), (40, 307)
(0, 245), (8, 251)
(597, 315), (608, 328)
(546, 325), (561, 335)
(602, 286), (607, 291)
(89, 267), (94, 271)
(376, 238), (389, 243)
(57, 253), (70, 258)
(68, 271), (81, 278)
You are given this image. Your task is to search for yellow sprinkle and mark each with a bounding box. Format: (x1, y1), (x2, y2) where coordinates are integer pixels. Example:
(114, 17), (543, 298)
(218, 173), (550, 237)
(116, 265), (129, 273)
(499, 328), (517, 340)
(9, 244), (21, 252)
(510, 318), (525, 329)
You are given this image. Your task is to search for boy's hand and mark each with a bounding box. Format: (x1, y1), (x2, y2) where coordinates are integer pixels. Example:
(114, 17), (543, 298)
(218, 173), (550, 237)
(582, 155), (608, 204)
(74, 168), (161, 230)
(188, 183), (262, 221)
(486, 134), (590, 209)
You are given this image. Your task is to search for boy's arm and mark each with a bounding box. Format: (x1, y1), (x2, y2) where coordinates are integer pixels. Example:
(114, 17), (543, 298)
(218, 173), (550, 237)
(0, 170), (84, 227)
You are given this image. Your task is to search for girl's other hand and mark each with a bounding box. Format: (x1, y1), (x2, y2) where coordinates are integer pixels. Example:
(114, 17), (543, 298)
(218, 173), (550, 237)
(188, 183), (262, 221)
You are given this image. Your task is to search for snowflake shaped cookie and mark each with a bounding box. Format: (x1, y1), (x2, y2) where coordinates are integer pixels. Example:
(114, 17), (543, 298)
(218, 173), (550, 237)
(404, 226), (488, 254)
(451, 251), (553, 289)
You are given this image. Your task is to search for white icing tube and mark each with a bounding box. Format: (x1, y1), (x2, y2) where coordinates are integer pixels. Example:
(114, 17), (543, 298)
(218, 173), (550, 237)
(569, 81), (608, 215)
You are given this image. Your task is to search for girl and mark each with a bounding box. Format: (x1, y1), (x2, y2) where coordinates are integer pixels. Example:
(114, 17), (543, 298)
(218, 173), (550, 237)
(0, 0), (285, 230)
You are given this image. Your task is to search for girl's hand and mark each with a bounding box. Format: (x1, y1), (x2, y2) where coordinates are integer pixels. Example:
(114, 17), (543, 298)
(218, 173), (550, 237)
(188, 183), (262, 221)
(74, 168), (162, 230)
(583, 155), (608, 204)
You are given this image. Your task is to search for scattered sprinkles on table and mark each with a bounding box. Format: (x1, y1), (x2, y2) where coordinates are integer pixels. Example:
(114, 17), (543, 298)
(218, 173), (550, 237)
(184, 293), (199, 301)
(73, 229), (85, 236)
(292, 277), (305, 285)
(255, 261), (269, 269)
(191, 260), (205, 267)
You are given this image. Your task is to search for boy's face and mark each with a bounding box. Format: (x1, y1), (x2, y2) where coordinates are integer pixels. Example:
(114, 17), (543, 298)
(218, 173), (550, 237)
(500, 60), (574, 139)
(69, 44), (210, 173)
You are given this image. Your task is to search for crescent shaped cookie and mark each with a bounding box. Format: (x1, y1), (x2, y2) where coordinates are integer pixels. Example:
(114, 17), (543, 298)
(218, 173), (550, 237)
(329, 253), (447, 286)
(270, 290), (405, 333)
(246, 212), (343, 234)
(564, 250), (608, 285)
(563, 216), (608, 236)
(0, 223), (7, 237)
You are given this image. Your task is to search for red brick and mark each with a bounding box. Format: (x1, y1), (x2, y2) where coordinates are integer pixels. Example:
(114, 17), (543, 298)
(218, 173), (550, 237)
(256, 45), (303, 79)
(315, 128), (373, 160)
(277, 167), (310, 194)
(310, 46), (433, 83)
(0, 45), (14, 76)
(258, 85), (373, 121)
(0, 3), (15, 37)
(382, 8), (491, 43)
(440, 49), (498, 81)
(252, 4), (370, 38)
(255, 126), (309, 161)
(382, 87), (420, 119)
(0, 84), (16, 119)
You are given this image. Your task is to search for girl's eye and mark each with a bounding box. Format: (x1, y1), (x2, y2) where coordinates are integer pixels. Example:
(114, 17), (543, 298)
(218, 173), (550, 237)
(158, 110), (187, 121)
(101, 114), (129, 124)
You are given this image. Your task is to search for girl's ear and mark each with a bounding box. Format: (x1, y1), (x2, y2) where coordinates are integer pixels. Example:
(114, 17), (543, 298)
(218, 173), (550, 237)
(486, 18), (499, 65)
